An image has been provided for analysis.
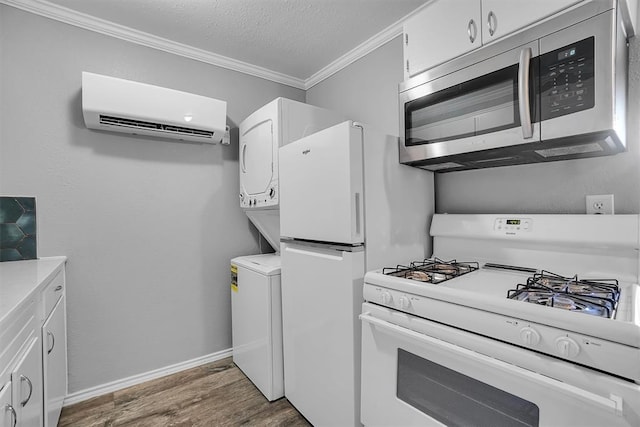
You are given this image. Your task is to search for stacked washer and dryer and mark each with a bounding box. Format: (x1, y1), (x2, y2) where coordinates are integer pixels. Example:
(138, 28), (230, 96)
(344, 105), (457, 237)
(230, 98), (345, 401)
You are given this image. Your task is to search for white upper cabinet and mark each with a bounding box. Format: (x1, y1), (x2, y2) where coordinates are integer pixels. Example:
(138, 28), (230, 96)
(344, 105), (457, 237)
(481, 0), (582, 43)
(404, 0), (481, 78)
(404, 0), (582, 78)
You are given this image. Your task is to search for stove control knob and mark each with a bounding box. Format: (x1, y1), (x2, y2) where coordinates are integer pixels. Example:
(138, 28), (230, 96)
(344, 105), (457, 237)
(519, 327), (540, 346)
(555, 336), (580, 358)
(380, 291), (392, 305)
(398, 296), (411, 310)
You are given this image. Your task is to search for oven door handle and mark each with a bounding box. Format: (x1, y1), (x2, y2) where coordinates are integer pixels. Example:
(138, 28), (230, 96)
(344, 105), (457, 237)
(359, 313), (624, 416)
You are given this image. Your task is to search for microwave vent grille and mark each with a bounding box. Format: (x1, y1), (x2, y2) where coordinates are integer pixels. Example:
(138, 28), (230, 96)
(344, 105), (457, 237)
(535, 142), (603, 158)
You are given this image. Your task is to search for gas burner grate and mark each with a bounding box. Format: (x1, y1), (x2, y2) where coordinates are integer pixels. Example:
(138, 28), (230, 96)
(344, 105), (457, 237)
(383, 258), (479, 284)
(507, 270), (620, 318)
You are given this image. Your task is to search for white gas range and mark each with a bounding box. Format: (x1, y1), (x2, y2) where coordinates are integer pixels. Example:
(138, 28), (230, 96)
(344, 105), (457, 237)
(360, 214), (640, 427)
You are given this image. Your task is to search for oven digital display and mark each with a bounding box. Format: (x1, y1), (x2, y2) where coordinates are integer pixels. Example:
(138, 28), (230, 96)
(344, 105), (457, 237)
(506, 219), (521, 225)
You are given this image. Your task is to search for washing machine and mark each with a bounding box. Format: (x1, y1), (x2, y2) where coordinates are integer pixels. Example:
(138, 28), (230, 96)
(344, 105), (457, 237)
(230, 254), (283, 401)
(239, 97), (346, 251)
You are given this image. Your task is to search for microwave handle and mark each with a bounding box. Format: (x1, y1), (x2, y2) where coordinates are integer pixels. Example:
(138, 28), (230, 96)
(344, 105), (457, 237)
(518, 47), (534, 139)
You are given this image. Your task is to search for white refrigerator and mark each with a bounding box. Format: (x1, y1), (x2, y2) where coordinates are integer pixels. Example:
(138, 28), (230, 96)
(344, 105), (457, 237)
(279, 121), (434, 426)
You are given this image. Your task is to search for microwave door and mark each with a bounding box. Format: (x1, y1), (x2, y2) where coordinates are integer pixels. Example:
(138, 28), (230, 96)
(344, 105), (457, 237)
(399, 41), (540, 166)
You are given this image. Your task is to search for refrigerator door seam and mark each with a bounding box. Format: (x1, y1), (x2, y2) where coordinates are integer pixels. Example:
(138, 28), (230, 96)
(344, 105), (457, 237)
(280, 237), (365, 252)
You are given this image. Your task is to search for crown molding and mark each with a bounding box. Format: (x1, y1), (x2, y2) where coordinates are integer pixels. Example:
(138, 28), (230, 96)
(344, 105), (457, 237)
(0, 0), (306, 89)
(1, 0), (431, 91)
(304, 21), (403, 89)
(304, 1), (432, 89)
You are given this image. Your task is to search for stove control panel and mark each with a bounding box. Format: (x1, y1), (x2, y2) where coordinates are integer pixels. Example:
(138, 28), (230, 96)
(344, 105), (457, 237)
(494, 217), (532, 234)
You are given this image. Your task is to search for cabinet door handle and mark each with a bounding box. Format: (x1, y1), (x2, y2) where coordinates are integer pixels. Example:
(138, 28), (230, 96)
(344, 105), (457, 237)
(487, 11), (497, 36)
(467, 19), (477, 43)
(5, 404), (17, 427)
(47, 330), (56, 354)
(19, 375), (33, 407)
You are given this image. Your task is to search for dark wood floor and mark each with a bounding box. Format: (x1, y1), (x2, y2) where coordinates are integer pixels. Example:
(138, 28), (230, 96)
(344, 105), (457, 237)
(59, 357), (311, 426)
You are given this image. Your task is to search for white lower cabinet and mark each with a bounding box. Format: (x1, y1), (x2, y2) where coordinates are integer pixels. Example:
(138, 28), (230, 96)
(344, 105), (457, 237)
(0, 381), (14, 427)
(42, 296), (67, 427)
(12, 337), (43, 427)
(0, 258), (67, 427)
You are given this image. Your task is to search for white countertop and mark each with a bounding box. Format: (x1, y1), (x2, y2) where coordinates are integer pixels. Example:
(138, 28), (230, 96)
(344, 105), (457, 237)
(0, 256), (67, 324)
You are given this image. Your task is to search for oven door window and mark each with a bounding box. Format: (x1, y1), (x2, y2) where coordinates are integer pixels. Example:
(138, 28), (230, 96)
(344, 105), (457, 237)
(405, 63), (534, 146)
(397, 349), (539, 427)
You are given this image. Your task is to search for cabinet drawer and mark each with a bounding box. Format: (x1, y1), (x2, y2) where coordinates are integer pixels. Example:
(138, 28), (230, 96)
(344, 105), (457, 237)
(0, 298), (37, 380)
(42, 270), (64, 320)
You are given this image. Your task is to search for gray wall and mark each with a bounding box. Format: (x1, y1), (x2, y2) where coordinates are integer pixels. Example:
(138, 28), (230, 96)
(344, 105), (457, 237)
(0, 6), (304, 393)
(307, 36), (640, 215)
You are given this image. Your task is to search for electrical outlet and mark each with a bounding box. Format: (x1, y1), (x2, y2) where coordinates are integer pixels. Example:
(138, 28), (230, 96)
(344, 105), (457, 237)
(586, 194), (614, 215)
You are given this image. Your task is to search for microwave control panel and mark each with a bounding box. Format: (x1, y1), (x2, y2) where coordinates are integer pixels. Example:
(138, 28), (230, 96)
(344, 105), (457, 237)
(540, 36), (595, 121)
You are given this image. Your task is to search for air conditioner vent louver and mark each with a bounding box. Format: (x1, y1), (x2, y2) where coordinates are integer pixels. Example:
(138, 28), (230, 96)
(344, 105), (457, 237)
(99, 115), (214, 138)
(82, 72), (227, 144)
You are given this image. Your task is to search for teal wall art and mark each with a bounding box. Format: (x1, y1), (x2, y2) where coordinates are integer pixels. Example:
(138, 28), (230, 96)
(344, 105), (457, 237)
(0, 197), (37, 261)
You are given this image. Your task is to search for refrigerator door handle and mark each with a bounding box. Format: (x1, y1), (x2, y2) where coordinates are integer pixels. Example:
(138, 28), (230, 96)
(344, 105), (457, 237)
(355, 192), (361, 236)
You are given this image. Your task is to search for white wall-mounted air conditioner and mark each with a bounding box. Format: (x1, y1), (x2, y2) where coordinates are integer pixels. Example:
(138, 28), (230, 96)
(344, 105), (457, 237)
(82, 72), (227, 144)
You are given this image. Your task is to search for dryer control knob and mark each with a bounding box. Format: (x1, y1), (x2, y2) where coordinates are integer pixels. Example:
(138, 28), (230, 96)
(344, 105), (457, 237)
(269, 187), (276, 198)
(519, 327), (540, 346)
(555, 336), (580, 358)
(380, 291), (392, 305)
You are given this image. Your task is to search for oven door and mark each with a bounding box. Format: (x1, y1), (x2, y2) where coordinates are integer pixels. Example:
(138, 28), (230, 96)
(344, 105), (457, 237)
(399, 41), (540, 170)
(360, 303), (638, 427)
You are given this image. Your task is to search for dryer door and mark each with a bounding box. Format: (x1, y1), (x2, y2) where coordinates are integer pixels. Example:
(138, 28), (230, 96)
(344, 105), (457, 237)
(240, 119), (277, 208)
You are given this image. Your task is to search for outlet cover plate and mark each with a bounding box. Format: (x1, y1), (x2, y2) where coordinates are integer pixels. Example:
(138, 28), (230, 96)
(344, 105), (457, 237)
(586, 194), (614, 215)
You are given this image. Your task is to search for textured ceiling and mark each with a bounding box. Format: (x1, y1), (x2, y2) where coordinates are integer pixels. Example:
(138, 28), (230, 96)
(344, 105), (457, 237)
(45, 0), (428, 80)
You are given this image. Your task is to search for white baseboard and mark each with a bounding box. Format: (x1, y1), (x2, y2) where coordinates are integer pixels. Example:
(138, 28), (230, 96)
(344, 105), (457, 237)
(63, 348), (233, 406)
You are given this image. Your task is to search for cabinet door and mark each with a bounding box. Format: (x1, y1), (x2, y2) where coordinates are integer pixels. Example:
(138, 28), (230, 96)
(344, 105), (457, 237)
(0, 382), (14, 427)
(11, 337), (43, 427)
(482, 0), (582, 43)
(404, 0), (482, 78)
(42, 296), (67, 427)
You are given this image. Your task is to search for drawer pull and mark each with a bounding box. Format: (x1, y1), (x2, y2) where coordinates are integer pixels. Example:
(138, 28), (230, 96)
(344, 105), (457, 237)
(19, 375), (33, 406)
(55, 285), (63, 292)
(47, 331), (56, 354)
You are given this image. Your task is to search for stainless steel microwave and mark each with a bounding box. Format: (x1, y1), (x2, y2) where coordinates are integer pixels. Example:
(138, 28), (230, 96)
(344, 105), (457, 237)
(398, 1), (628, 172)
